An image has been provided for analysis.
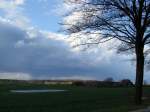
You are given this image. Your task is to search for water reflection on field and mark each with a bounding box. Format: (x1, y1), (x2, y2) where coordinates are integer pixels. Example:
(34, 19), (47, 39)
(10, 89), (68, 93)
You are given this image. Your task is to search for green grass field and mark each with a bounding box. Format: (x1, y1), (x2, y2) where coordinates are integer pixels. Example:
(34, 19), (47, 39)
(0, 82), (150, 112)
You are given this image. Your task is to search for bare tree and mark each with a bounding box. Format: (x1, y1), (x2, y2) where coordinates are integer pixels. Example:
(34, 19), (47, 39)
(62, 0), (150, 104)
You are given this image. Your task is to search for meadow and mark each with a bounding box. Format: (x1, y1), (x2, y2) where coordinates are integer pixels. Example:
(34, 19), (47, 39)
(0, 82), (150, 112)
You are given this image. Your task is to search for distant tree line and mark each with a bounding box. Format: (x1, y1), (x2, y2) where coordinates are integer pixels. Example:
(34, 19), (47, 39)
(1, 78), (150, 87)
(72, 78), (134, 87)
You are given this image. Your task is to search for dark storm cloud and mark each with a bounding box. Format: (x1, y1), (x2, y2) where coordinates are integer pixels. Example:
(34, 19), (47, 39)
(0, 20), (140, 81)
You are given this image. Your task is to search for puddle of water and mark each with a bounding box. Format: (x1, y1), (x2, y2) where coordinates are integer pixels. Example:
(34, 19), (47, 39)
(10, 89), (67, 93)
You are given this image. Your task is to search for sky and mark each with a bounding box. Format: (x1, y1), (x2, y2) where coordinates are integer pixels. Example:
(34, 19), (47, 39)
(0, 0), (149, 82)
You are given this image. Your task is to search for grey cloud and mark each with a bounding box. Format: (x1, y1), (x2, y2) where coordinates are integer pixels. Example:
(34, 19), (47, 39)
(0, 20), (147, 82)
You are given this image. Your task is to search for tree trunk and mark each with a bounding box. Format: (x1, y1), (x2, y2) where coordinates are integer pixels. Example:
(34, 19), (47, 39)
(135, 46), (144, 105)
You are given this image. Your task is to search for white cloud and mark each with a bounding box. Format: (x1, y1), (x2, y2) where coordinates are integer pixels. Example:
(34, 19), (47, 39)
(0, 72), (32, 80)
(0, 0), (29, 29)
(63, 11), (84, 31)
(14, 0), (25, 5)
(0, 0), (25, 10)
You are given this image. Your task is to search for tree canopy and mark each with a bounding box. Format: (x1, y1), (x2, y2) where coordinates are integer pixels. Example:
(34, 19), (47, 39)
(63, 0), (150, 53)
